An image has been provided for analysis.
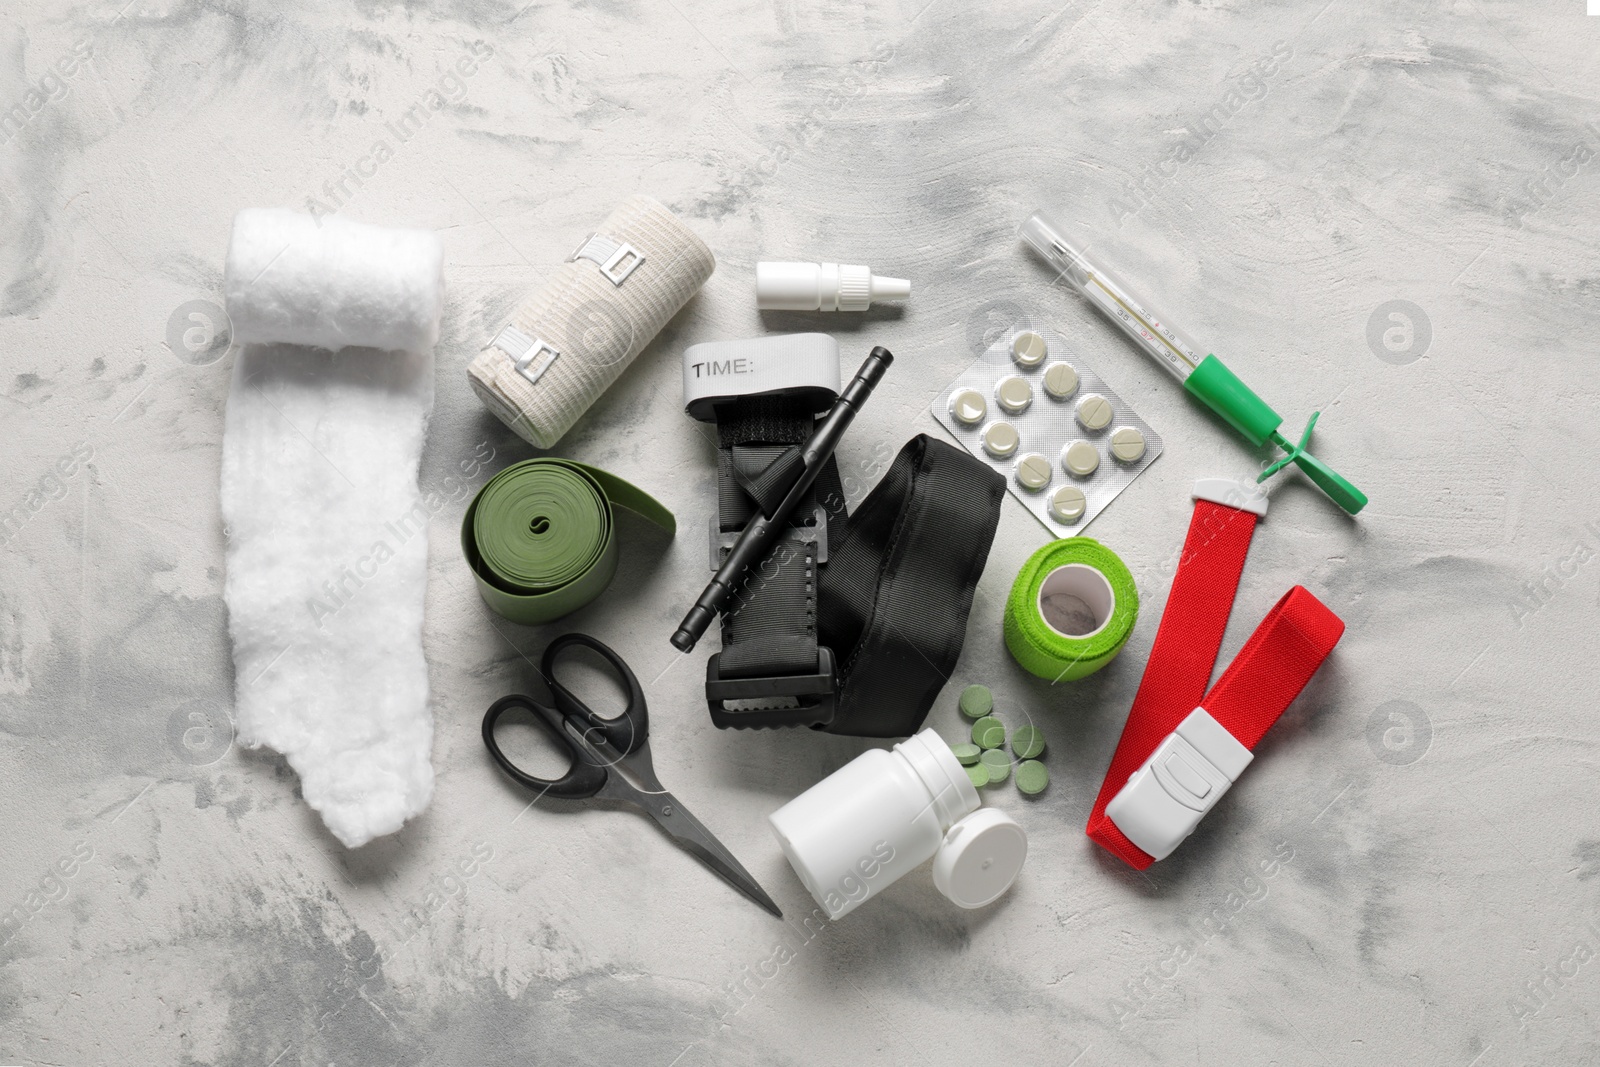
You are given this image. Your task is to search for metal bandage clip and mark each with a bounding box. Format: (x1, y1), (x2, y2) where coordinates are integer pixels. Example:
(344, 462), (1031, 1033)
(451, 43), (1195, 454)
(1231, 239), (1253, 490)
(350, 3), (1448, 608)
(493, 232), (644, 387)
(570, 233), (645, 286)
(492, 325), (561, 387)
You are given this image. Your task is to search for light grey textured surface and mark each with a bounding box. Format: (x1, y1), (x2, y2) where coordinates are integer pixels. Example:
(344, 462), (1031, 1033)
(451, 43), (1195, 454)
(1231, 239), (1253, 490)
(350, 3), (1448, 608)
(3, 1), (1598, 1064)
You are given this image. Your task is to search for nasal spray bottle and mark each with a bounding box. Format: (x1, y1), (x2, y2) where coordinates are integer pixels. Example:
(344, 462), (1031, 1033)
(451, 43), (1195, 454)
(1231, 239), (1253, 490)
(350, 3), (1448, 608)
(756, 261), (910, 312)
(769, 730), (1027, 918)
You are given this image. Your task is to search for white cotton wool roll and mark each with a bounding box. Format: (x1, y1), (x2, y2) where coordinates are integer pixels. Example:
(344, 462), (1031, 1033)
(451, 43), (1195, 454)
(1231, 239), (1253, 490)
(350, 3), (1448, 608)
(220, 208), (442, 848)
(224, 208), (445, 353)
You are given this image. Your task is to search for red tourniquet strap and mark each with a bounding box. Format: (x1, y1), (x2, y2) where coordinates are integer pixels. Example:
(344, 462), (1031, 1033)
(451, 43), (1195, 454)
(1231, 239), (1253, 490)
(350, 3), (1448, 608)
(1085, 500), (1256, 868)
(1202, 586), (1345, 749)
(1085, 500), (1344, 869)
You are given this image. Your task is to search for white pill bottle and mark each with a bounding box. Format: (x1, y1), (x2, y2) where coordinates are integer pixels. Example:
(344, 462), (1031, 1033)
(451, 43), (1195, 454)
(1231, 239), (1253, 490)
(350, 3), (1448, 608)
(769, 729), (1027, 919)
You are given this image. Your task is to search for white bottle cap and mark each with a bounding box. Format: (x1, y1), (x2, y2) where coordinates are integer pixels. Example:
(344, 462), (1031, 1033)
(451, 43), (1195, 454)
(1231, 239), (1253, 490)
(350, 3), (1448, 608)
(756, 261), (911, 311)
(931, 807), (1028, 908)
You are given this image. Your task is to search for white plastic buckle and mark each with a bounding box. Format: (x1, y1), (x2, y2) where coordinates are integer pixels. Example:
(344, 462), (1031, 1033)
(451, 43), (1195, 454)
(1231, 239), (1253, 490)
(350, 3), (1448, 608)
(1105, 708), (1253, 861)
(570, 233), (644, 286)
(492, 325), (561, 386)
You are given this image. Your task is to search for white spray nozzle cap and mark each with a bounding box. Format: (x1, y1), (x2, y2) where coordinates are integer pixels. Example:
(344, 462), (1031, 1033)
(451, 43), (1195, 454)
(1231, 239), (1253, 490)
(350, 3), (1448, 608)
(756, 261), (911, 312)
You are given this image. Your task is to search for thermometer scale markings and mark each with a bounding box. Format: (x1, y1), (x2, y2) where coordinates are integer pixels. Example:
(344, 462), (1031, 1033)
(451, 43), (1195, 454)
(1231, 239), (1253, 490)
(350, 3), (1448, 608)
(1086, 274), (1200, 377)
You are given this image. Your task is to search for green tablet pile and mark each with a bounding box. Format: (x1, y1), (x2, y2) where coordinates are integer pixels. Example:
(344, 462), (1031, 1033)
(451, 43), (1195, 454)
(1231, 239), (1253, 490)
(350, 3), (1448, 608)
(953, 685), (1050, 796)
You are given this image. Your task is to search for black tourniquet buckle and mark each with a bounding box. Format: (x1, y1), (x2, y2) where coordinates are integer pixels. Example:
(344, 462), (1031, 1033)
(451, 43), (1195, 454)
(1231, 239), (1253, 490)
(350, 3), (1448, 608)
(705, 647), (837, 730)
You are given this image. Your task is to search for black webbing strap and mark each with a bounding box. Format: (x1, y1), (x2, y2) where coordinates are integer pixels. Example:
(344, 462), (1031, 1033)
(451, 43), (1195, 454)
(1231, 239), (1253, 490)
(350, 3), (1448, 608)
(818, 434), (1004, 736)
(707, 427), (1004, 738)
(711, 397), (845, 532)
(716, 535), (819, 677)
(711, 395), (844, 683)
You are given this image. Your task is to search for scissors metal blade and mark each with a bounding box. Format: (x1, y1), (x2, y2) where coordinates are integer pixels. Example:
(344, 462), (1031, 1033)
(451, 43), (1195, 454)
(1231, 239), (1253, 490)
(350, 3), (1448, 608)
(629, 788), (782, 918)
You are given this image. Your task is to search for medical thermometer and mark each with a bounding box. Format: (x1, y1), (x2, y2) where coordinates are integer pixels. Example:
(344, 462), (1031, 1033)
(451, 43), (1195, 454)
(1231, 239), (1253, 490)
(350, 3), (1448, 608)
(1020, 211), (1366, 514)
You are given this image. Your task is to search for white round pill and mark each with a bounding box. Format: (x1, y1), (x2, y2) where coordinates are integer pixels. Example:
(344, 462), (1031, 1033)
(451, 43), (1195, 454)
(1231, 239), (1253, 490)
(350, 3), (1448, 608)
(1076, 393), (1113, 431)
(982, 421), (1020, 459)
(1015, 453), (1052, 491)
(950, 388), (987, 425)
(1062, 439), (1100, 477)
(1011, 331), (1048, 367)
(1110, 426), (1147, 462)
(1049, 485), (1087, 524)
(995, 375), (1033, 415)
(1042, 361), (1079, 400)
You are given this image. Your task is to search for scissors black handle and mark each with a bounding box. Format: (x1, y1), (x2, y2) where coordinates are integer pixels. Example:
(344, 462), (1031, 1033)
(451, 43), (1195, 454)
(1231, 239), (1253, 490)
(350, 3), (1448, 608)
(481, 695), (607, 800)
(541, 633), (650, 758)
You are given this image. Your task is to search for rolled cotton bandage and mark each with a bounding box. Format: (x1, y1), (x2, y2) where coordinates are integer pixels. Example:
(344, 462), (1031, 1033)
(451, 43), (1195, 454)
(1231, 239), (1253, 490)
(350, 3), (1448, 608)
(220, 208), (442, 848)
(468, 195), (714, 448)
(224, 208), (445, 352)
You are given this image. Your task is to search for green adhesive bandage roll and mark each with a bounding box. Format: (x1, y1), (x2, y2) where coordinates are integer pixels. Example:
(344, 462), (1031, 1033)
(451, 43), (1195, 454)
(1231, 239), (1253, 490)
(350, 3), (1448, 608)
(1003, 537), (1138, 682)
(463, 458), (674, 625)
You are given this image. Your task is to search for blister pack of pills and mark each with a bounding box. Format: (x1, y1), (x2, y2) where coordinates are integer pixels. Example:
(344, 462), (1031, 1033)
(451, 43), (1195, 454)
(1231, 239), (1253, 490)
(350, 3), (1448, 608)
(930, 327), (1162, 532)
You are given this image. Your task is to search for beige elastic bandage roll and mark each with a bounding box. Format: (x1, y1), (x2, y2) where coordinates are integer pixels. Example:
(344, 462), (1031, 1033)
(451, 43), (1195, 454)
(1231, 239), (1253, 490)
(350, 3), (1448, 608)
(468, 195), (714, 448)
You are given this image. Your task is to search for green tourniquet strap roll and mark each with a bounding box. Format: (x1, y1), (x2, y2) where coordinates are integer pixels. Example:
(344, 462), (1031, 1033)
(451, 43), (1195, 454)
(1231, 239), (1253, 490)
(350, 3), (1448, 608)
(1003, 537), (1139, 681)
(462, 459), (674, 624)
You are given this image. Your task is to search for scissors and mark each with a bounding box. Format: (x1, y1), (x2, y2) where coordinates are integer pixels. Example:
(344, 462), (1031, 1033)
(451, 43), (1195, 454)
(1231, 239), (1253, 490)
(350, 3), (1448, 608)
(481, 632), (782, 918)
